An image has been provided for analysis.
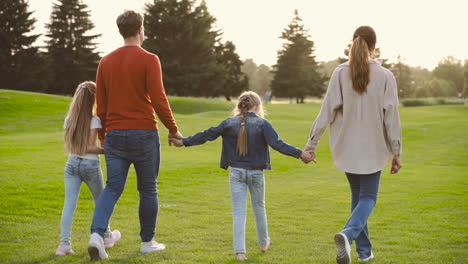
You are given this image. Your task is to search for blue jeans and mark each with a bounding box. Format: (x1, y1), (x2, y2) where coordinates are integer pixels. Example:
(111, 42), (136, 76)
(90, 130), (160, 242)
(60, 156), (111, 245)
(342, 171), (381, 259)
(229, 167), (269, 253)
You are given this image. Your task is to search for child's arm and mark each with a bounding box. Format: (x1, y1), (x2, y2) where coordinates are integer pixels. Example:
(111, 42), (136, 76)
(87, 128), (104, 154)
(182, 120), (226, 147)
(263, 120), (303, 159)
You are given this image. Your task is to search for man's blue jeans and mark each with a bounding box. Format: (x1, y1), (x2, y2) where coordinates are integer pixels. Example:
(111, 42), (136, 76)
(342, 171), (381, 259)
(90, 130), (160, 242)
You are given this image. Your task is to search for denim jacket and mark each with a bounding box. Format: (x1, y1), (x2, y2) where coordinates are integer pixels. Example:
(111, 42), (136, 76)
(183, 112), (303, 170)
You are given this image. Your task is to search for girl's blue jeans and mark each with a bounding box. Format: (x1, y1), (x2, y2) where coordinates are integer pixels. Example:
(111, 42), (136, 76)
(229, 167), (269, 253)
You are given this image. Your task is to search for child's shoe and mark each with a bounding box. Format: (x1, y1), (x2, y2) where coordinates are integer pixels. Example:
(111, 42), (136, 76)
(104, 230), (121, 248)
(260, 237), (271, 252)
(55, 244), (75, 256)
(236, 253), (247, 261)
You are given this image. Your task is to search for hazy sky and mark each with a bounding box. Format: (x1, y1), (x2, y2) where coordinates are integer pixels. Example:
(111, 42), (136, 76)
(29, 0), (467, 70)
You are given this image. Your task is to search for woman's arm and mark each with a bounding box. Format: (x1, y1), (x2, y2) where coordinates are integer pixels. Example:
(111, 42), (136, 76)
(182, 120), (226, 147)
(305, 67), (343, 150)
(87, 128), (104, 154)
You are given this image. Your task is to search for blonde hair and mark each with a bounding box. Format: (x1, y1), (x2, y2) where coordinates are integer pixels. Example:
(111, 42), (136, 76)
(349, 26), (376, 94)
(232, 91), (264, 156)
(64, 81), (96, 155)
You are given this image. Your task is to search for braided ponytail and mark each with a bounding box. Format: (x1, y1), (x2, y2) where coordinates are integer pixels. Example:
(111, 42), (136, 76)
(233, 91), (263, 156)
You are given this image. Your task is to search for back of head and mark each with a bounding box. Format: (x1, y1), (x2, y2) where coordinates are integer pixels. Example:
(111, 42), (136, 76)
(116, 10), (143, 38)
(234, 91), (264, 156)
(64, 81), (96, 155)
(349, 26), (376, 94)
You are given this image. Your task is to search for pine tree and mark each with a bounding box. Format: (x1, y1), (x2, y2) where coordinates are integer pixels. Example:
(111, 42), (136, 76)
(45, 0), (100, 95)
(0, 0), (43, 91)
(143, 0), (224, 97)
(214, 41), (248, 101)
(271, 10), (324, 103)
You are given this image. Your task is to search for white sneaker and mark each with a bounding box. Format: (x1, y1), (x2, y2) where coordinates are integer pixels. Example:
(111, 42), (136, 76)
(88, 233), (108, 261)
(335, 233), (351, 264)
(358, 252), (374, 262)
(141, 240), (166, 253)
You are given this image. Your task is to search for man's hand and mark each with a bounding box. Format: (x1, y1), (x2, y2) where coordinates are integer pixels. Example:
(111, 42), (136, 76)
(390, 156), (402, 174)
(168, 131), (183, 146)
(169, 138), (184, 147)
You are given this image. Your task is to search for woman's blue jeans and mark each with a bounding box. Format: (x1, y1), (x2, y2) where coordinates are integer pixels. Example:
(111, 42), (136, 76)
(342, 171), (381, 259)
(229, 167), (269, 253)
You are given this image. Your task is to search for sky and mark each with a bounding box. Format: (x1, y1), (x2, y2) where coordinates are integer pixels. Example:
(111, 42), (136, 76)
(28, 0), (468, 70)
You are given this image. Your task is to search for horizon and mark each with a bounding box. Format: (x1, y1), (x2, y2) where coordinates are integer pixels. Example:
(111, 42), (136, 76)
(28, 0), (468, 70)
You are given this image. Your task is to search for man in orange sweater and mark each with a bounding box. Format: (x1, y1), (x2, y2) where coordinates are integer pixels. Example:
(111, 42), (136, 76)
(88, 10), (182, 261)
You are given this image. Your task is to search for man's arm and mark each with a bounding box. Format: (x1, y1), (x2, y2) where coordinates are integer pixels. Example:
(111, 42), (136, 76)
(96, 61), (107, 146)
(146, 55), (179, 135)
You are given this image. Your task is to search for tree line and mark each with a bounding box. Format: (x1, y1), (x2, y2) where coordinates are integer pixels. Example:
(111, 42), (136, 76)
(1, 0), (466, 101)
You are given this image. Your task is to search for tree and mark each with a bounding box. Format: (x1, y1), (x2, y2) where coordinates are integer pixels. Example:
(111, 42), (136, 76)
(271, 10), (324, 103)
(143, 0), (225, 97)
(214, 41), (248, 101)
(391, 55), (414, 98)
(45, 0), (101, 95)
(414, 78), (456, 98)
(464, 60), (468, 98)
(433, 56), (464, 97)
(0, 0), (44, 91)
(241, 59), (273, 98)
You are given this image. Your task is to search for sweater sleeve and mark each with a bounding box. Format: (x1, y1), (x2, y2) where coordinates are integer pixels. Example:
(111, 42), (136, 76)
(383, 71), (402, 156)
(305, 67), (343, 150)
(147, 55), (179, 134)
(96, 61), (107, 145)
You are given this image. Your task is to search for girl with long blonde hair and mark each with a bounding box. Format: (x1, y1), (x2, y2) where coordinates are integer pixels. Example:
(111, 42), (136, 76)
(170, 91), (312, 261)
(55, 81), (121, 256)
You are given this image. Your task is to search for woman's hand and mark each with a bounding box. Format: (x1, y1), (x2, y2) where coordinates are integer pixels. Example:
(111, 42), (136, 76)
(390, 156), (402, 174)
(300, 148), (316, 164)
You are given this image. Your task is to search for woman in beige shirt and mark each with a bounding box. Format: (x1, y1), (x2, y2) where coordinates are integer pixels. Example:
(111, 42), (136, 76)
(304, 26), (402, 264)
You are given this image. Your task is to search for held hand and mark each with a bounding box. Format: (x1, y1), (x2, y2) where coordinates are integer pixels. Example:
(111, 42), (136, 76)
(390, 156), (402, 174)
(300, 150), (316, 164)
(169, 138), (184, 147)
(168, 131), (183, 146)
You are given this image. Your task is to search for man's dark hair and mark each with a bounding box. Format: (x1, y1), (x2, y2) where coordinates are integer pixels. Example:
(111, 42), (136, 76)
(116, 10), (143, 38)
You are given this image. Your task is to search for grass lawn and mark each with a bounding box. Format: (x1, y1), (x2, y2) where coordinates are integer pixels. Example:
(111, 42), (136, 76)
(0, 89), (467, 264)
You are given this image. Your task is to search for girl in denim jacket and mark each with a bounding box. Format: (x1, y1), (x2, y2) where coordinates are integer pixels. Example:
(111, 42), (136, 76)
(56, 82), (121, 256)
(171, 91), (312, 261)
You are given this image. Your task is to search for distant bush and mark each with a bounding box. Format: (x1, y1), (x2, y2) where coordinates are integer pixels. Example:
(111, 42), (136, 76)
(401, 97), (465, 107)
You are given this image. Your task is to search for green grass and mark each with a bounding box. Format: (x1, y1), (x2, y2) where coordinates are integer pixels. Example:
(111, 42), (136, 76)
(401, 97), (465, 107)
(0, 89), (467, 264)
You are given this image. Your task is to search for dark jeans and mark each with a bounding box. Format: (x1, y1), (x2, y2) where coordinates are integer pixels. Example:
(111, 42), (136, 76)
(342, 171), (381, 259)
(90, 129), (160, 242)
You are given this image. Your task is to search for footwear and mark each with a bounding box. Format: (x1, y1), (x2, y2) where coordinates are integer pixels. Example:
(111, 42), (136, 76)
(260, 237), (271, 252)
(236, 253), (247, 261)
(141, 240), (166, 253)
(104, 230), (121, 248)
(55, 244), (75, 256)
(335, 233), (351, 264)
(88, 233), (108, 261)
(358, 252), (374, 262)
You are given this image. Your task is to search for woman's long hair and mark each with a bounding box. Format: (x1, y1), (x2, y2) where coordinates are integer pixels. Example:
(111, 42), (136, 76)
(64, 81), (96, 155)
(349, 26), (376, 94)
(232, 91), (264, 156)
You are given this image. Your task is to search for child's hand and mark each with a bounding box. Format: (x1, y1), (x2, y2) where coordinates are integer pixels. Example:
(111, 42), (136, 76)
(300, 149), (316, 164)
(169, 138), (184, 147)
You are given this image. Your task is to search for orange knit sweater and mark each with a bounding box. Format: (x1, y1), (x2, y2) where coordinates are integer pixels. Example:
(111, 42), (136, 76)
(96, 46), (178, 142)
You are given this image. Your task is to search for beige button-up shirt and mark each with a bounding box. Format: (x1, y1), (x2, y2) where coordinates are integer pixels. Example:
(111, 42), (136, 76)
(306, 61), (402, 174)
